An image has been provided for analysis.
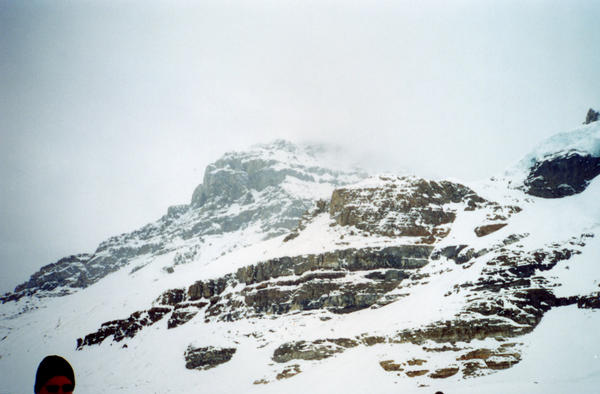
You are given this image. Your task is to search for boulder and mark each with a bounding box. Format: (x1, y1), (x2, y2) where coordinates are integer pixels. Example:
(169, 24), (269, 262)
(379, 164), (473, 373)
(429, 367), (459, 379)
(474, 223), (507, 237)
(379, 360), (403, 371)
(184, 346), (236, 370)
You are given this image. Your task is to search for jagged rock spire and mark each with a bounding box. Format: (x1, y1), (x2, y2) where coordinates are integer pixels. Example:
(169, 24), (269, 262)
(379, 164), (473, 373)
(584, 108), (599, 124)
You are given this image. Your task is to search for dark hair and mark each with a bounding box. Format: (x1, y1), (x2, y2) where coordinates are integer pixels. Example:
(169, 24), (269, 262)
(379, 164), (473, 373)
(34, 355), (75, 393)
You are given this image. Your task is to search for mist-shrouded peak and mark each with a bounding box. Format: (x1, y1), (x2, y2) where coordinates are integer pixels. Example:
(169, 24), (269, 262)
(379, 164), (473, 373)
(190, 139), (366, 207)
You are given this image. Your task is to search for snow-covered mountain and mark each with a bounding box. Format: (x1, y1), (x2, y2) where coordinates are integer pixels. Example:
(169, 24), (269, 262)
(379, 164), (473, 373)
(1, 118), (600, 394)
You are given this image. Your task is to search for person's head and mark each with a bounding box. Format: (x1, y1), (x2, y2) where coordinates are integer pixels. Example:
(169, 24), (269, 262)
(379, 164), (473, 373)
(34, 355), (75, 394)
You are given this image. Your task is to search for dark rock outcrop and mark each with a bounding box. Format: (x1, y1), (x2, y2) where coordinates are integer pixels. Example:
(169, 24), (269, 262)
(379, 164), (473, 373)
(585, 108), (599, 124)
(188, 277), (231, 301)
(524, 152), (600, 198)
(578, 292), (600, 309)
(458, 344), (522, 377)
(155, 288), (186, 306)
(379, 360), (403, 371)
(168, 302), (207, 328)
(184, 346), (236, 370)
(431, 244), (489, 265)
(76, 307), (171, 349)
(272, 338), (358, 363)
(406, 369), (429, 377)
(474, 223), (507, 237)
(430, 367), (459, 379)
(396, 318), (531, 344)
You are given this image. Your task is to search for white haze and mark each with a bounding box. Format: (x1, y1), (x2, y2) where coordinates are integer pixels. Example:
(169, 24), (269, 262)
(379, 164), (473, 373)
(1, 0), (599, 292)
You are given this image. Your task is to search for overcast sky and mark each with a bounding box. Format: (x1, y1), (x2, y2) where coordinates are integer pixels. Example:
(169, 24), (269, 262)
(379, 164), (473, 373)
(1, 0), (599, 293)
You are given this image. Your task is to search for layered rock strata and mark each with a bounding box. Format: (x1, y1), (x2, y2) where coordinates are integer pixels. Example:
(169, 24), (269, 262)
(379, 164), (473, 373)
(76, 245), (433, 348)
(267, 234), (596, 380)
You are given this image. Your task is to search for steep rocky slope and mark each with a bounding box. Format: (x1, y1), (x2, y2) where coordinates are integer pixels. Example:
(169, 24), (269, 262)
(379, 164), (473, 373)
(1, 120), (599, 394)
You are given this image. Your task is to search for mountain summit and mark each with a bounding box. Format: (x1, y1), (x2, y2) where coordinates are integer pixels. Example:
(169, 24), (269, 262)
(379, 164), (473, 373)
(1, 124), (599, 394)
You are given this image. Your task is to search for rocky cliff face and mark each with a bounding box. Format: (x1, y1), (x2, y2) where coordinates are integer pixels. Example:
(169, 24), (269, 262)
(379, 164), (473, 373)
(584, 108), (599, 125)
